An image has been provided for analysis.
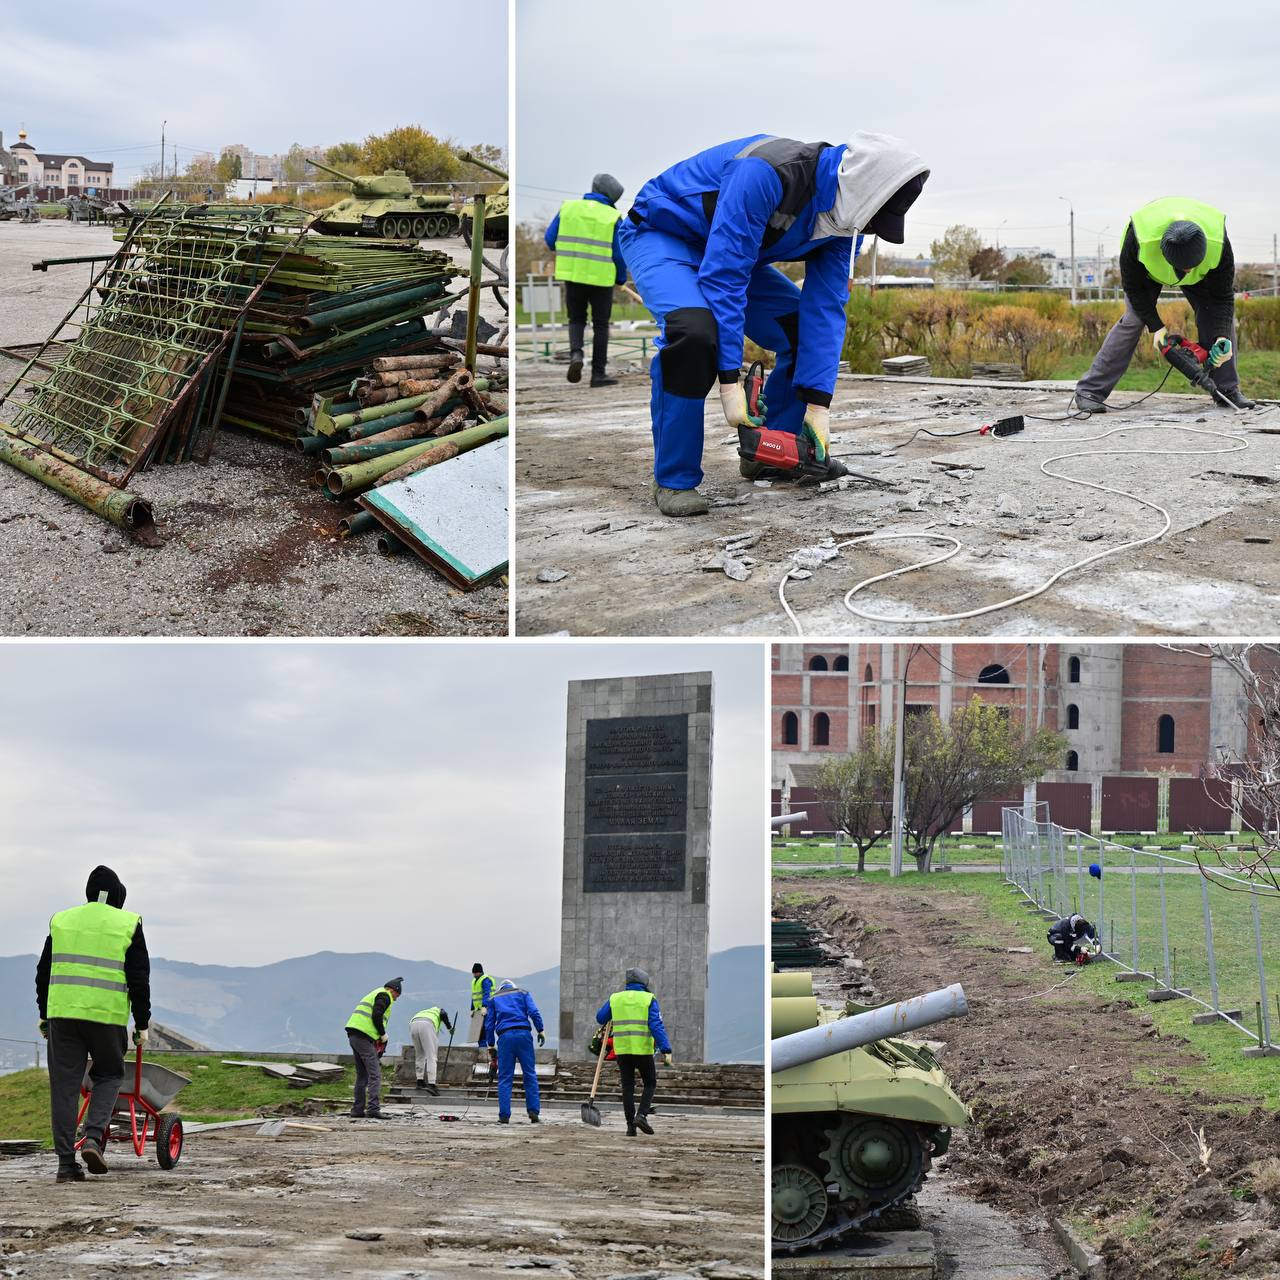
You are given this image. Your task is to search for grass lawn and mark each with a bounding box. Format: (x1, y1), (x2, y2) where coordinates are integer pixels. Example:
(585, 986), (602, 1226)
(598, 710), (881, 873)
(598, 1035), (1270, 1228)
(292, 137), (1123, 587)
(0, 1055), (355, 1146)
(777, 869), (1280, 1108)
(513, 301), (653, 326)
(772, 835), (1003, 867)
(1050, 349), (1280, 399)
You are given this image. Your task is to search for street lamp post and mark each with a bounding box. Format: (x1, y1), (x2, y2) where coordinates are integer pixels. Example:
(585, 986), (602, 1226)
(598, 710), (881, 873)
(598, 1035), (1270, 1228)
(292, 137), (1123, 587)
(1059, 196), (1076, 304)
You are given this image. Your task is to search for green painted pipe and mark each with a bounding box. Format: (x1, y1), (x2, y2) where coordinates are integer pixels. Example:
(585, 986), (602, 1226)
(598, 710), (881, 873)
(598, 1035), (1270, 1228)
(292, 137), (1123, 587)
(330, 393), (432, 432)
(297, 281), (446, 331)
(0, 427), (156, 538)
(324, 419), (507, 497)
(344, 409), (422, 441)
(339, 510), (379, 538)
(323, 434), (433, 466)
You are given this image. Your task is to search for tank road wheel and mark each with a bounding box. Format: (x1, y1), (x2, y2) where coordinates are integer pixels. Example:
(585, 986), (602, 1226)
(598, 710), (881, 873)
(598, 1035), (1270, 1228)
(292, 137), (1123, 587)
(412, 216), (428, 240)
(393, 216), (411, 239)
(379, 216), (398, 240)
(820, 1116), (924, 1211)
(772, 1163), (829, 1246)
(156, 1114), (184, 1170)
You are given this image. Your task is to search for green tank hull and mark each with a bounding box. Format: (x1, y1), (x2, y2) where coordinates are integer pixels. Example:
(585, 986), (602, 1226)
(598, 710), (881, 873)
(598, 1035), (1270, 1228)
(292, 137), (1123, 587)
(309, 160), (460, 241)
(771, 971), (969, 1253)
(460, 182), (508, 248)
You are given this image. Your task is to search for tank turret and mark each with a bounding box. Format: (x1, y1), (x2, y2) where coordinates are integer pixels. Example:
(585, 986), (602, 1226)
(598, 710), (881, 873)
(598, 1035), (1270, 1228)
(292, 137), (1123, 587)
(457, 150), (509, 249)
(771, 971), (970, 1253)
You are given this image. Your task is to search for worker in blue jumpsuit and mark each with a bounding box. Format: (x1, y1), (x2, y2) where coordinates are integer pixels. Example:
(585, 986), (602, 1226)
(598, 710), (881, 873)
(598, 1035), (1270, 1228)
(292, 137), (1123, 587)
(486, 979), (545, 1125)
(619, 132), (929, 517)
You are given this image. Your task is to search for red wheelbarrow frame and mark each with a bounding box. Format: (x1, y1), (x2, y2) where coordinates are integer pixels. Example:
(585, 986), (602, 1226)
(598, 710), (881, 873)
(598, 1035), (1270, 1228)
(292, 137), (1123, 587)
(75, 1042), (184, 1166)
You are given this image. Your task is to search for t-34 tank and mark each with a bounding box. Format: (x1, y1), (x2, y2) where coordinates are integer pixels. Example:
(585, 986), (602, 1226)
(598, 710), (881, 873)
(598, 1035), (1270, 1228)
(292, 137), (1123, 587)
(457, 150), (508, 248)
(771, 971), (970, 1252)
(308, 160), (459, 240)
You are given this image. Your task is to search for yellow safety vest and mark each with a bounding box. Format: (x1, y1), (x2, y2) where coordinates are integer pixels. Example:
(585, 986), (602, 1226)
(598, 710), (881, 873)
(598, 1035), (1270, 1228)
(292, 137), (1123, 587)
(346, 986), (395, 1040)
(1130, 197), (1226, 287)
(554, 198), (622, 286)
(471, 973), (494, 1012)
(47, 902), (140, 1026)
(609, 989), (656, 1056)
(413, 1007), (443, 1030)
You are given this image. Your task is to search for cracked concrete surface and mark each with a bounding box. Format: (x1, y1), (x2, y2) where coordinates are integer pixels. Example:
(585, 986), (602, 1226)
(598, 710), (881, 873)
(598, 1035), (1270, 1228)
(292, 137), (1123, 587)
(514, 359), (1280, 637)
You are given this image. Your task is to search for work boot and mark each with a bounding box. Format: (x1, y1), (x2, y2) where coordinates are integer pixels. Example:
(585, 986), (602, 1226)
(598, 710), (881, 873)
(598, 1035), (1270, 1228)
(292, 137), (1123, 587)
(590, 374), (618, 388)
(528, 1112), (540, 1124)
(1073, 391), (1108, 414)
(364, 1112), (386, 1121)
(566, 352), (584, 384)
(652, 483), (709, 518)
(415, 1078), (425, 1090)
(348, 1110), (366, 1119)
(56, 1163), (86, 1183)
(1218, 387), (1257, 409)
(498, 1115), (510, 1125)
(625, 1125), (637, 1137)
(635, 1114), (654, 1136)
(425, 1083), (440, 1097)
(81, 1141), (108, 1175)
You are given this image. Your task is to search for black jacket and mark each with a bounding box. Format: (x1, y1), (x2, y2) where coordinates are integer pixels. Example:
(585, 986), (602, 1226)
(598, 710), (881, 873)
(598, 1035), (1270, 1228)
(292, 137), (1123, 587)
(1119, 222), (1235, 340)
(35, 922), (151, 1026)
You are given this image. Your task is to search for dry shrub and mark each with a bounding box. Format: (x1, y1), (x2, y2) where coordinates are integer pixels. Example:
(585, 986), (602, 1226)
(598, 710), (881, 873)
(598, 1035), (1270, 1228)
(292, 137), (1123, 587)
(971, 305), (1067, 379)
(1248, 1158), (1280, 1225)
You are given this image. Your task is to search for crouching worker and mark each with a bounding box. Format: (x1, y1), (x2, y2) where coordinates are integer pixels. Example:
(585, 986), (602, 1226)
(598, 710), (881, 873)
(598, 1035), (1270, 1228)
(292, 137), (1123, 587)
(1047, 914), (1097, 963)
(345, 976), (402, 1119)
(618, 132), (928, 516)
(1075, 197), (1254, 413)
(36, 865), (151, 1182)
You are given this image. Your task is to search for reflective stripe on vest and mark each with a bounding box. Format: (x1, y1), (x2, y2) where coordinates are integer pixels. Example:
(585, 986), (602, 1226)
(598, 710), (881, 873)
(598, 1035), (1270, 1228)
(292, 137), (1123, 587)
(412, 1007), (442, 1030)
(471, 973), (494, 1011)
(346, 986), (393, 1040)
(47, 901), (140, 1027)
(554, 199), (621, 286)
(609, 989), (655, 1056)
(1130, 197), (1226, 288)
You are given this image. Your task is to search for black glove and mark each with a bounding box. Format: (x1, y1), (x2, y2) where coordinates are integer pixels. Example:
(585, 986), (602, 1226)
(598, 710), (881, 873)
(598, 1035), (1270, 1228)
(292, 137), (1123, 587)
(537, 1032), (545, 1048)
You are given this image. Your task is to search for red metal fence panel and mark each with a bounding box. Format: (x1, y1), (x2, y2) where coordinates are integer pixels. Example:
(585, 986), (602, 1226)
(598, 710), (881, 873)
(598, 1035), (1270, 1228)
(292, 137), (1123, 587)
(1101, 776), (1158, 831)
(1168, 777), (1234, 833)
(1036, 782), (1093, 833)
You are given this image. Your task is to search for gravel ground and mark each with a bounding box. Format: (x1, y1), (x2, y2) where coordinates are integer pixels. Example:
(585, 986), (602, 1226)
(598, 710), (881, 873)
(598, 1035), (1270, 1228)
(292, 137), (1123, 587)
(0, 220), (509, 637)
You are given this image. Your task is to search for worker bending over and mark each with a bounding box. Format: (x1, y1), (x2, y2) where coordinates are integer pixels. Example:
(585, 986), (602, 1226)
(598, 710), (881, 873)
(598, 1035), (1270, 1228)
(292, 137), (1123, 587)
(619, 132), (928, 516)
(345, 976), (402, 1119)
(1075, 198), (1254, 412)
(596, 967), (672, 1138)
(409, 1005), (453, 1095)
(36, 865), (150, 1182)
(1047, 914), (1097, 963)
(546, 174), (627, 387)
(487, 980), (544, 1125)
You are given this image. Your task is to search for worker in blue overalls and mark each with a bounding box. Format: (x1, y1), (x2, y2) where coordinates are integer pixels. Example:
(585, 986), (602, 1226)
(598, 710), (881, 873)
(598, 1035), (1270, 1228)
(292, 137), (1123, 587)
(619, 133), (928, 517)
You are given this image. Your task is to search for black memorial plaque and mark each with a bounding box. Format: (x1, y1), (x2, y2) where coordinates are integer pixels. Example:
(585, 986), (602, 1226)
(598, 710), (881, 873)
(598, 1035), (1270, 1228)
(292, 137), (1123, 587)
(584, 714), (688, 776)
(583, 834), (687, 892)
(583, 713), (690, 893)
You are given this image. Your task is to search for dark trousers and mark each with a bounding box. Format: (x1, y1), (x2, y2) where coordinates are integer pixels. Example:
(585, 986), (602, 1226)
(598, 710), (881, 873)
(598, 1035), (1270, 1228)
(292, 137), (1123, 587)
(615, 1053), (657, 1125)
(48, 1019), (127, 1165)
(565, 281), (614, 376)
(347, 1030), (383, 1116)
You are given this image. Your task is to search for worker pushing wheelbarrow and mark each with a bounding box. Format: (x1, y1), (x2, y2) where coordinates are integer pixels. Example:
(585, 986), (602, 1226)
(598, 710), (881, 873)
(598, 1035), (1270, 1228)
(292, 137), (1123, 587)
(77, 1041), (190, 1170)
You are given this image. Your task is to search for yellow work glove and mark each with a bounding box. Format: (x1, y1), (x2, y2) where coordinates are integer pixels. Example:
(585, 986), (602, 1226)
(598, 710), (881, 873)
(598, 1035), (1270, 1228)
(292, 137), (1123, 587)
(719, 380), (764, 430)
(801, 404), (830, 464)
(662, 1052), (673, 1067)
(1209, 337), (1233, 367)
(1151, 326), (1168, 353)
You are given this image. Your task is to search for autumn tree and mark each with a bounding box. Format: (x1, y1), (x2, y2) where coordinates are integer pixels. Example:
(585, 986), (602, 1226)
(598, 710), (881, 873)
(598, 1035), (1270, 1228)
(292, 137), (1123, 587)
(324, 141), (363, 170)
(215, 150), (242, 182)
(929, 225), (984, 281)
(361, 126), (460, 183)
(1002, 255), (1051, 286)
(281, 143), (311, 185)
(968, 245), (1007, 280)
(813, 731), (896, 873)
(902, 699), (1065, 872)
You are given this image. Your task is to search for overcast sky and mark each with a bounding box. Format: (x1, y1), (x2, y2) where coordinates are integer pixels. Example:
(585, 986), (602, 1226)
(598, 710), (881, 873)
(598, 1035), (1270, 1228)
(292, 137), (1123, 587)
(0, 643), (765, 972)
(517, 0), (1280, 264)
(4, 0), (507, 184)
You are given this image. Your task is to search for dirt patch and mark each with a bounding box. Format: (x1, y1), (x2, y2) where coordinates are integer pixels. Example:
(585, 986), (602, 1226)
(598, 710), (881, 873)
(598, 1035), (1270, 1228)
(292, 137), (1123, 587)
(775, 879), (1280, 1279)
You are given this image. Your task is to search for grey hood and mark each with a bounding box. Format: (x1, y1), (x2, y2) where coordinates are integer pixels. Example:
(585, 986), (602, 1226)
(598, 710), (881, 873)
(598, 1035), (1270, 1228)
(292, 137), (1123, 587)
(813, 131), (929, 241)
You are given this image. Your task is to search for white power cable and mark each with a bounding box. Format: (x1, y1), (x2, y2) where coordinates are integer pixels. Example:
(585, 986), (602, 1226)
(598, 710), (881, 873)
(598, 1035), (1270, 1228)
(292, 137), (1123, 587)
(779, 422), (1252, 635)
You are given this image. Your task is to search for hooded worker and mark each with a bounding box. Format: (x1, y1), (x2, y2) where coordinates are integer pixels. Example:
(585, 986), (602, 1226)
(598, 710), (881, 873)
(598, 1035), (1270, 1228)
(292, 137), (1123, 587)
(344, 976), (402, 1120)
(546, 173), (628, 387)
(1075, 198), (1254, 413)
(35, 865), (151, 1182)
(1047, 914), (1097, 963)
(595, 966), (672, 1138)
(617, 132), (929, 516)
(485, 979), (545, 1124)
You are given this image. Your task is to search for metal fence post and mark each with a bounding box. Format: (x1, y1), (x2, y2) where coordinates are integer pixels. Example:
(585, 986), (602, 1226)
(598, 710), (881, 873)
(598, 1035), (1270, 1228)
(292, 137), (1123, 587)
(1075, 832), (1084, 915)
(1097, 839), (1106, 956)
(1130, 841), (1140, 971)
(1158, 860), (1172, 987)
(1252, 891), (1272, 1047)
(1200, 874), (1221, 1015)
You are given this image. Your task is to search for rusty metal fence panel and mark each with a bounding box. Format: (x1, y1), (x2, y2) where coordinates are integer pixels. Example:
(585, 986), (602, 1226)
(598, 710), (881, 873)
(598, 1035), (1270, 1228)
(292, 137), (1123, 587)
(1037, 781), (1093, 833)
(1101, 776), (1159, 831)
(1168, 778), (1234, 834)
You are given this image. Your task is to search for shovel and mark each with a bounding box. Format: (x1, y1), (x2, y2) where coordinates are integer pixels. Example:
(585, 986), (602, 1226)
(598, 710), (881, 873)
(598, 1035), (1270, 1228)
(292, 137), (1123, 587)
(581, 1021), (611, 1127)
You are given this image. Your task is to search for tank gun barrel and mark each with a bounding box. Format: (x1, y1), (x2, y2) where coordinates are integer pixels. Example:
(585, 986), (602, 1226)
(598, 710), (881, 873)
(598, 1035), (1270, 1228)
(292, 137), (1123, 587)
(772, 811), (807, 829)
(458, 151), (508, 181)
(308, 158), (354, 183)
(772, 983), (969, 1073)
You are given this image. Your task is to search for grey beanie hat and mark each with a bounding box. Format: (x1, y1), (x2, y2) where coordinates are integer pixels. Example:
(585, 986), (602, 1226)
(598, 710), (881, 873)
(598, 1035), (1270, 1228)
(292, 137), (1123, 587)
(591, 173), (624, 205)
(1161, 220), (1207, 273)
(624, 966), (651, 990)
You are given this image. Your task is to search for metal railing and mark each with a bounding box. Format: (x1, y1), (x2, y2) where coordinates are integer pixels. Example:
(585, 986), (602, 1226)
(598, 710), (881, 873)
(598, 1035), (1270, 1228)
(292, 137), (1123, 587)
(1002, 807), (1280, 1052)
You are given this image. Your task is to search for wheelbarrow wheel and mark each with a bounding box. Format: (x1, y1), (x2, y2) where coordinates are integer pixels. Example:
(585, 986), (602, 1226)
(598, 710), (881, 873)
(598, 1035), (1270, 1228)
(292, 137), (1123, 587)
(156, 1114), (184, 1169)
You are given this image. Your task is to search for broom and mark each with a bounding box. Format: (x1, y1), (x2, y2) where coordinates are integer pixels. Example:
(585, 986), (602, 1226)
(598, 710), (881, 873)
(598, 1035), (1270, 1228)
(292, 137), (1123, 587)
(581, 1022), (611, 1127)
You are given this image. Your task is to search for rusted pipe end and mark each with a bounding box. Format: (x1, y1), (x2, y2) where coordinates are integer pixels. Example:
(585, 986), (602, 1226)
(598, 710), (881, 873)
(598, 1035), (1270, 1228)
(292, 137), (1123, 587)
(125, 497), (161, 546)
(324, 471), (346, 497)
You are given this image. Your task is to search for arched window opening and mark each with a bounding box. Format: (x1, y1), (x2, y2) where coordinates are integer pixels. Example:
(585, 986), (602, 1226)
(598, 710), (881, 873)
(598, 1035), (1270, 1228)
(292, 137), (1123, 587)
(1066, 751), (1079, 772)
(813, 713), (830, 747)
(833, 655), (849, 671)
(782, 712), (798, 746)
(809, 655), (828, 672)
(1158, 715), (1175, 754)
(1068, 656), (1081, 683)
(1067, 704), (1080, 730)
(978, 663), (1010, 685)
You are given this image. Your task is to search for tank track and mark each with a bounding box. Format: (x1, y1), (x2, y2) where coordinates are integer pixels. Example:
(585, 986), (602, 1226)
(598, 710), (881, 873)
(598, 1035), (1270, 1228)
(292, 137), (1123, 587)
(771, 1130), (933, 1255)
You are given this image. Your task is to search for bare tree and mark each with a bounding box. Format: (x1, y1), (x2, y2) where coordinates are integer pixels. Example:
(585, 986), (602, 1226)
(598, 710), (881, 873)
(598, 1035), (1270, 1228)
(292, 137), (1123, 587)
(813, 731), (895, 873)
